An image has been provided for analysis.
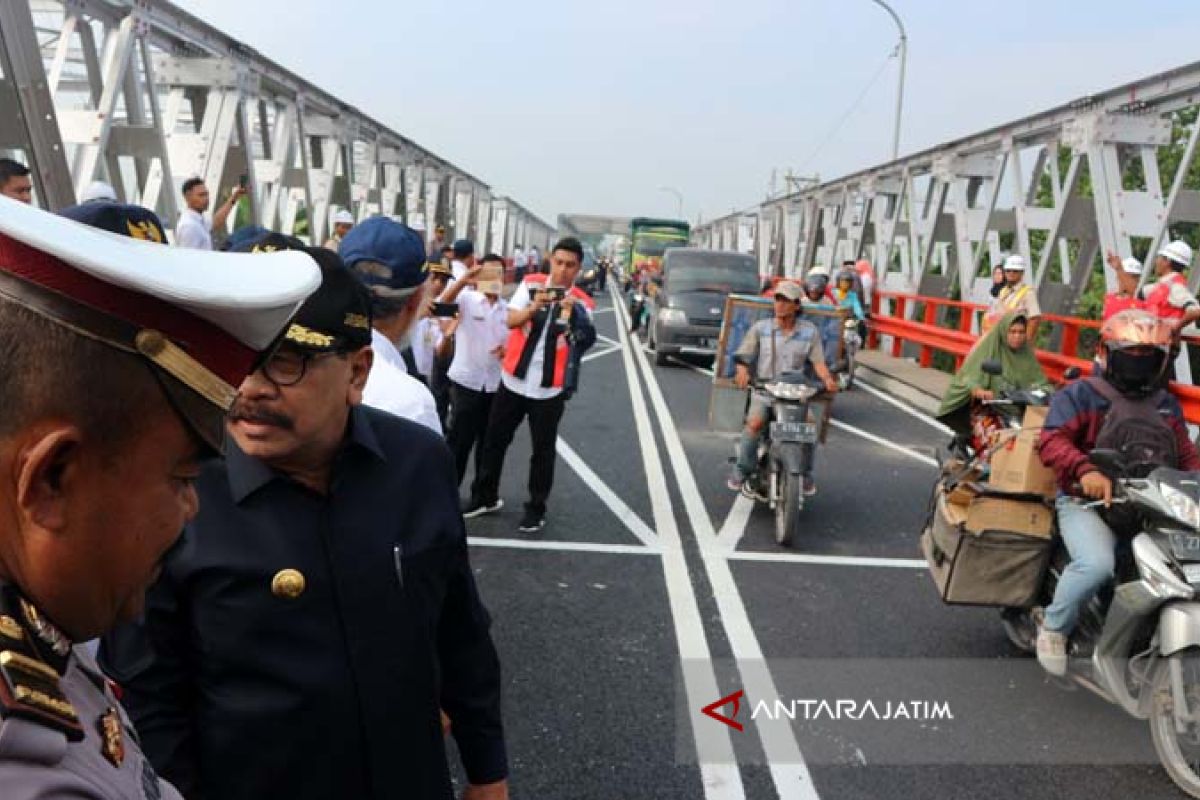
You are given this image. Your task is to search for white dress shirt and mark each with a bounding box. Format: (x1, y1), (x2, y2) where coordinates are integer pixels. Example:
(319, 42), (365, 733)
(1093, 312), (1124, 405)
(174, 207), (212, 250)
(448, 290), (508, 393)
(410, 317), (444, 378)
(451, 259), (469, 281)
(363, 328), (442, 433)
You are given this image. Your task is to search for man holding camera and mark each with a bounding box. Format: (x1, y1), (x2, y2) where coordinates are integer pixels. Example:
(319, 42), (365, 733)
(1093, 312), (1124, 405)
(462, 238), (596, 532)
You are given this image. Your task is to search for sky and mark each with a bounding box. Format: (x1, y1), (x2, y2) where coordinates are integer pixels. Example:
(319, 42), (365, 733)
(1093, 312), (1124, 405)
(178, 0), (1200, 226)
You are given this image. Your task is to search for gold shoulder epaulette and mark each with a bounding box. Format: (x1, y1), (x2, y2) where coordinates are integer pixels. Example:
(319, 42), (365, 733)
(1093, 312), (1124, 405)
(0, 625), (84, 742)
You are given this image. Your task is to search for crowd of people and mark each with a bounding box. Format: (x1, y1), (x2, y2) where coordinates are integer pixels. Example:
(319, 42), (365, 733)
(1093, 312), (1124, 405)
(0, 161), (606, 799)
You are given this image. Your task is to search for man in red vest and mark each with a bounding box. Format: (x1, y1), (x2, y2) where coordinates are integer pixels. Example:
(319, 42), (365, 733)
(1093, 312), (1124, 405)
(463, 237), (597, 532)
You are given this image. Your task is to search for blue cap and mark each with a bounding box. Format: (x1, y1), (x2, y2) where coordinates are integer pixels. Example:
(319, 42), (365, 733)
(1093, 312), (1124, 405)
(222, 224), (271, 252)
(452, 238), (474, 259)
(57, 202), (167, 244)
(339, 216), (428, 295)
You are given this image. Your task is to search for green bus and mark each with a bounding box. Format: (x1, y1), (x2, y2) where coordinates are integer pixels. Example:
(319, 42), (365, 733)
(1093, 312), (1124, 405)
(627, 217), (689, 277)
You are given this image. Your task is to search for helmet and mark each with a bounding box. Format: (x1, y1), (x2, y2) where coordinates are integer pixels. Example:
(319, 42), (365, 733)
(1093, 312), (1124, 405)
(804, 272), (829, 298)
(1002, 254), (1027, 272)
(835, 268), (856, 286)
(1100, 309), (1173, 396)
(1159, 240), (1193, 269)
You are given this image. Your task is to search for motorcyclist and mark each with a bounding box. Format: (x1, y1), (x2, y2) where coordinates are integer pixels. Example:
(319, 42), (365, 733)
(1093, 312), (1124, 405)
(727, 280), (840, 499)
(1036, 309), (1200, 676)
(832, 268), (865, 320)
(935, 313), (1047, 462)
(801, 273), (842, 375)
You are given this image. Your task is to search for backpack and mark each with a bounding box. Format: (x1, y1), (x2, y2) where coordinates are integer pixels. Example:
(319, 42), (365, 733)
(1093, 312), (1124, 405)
(1085, 378), (1179, 471)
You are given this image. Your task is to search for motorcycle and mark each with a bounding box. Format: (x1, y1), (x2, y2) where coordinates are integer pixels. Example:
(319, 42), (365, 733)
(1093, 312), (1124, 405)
(837, 317), (862, 390)
(739, 372), (828, 546)
(999, 448), (1200, 798)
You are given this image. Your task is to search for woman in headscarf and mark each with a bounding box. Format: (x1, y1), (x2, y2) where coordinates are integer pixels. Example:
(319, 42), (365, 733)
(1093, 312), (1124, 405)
(936, 313), (1048, 460)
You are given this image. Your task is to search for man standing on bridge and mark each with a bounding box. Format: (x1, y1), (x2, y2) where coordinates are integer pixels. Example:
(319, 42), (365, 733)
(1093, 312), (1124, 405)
(0, 158), (32, 204)
(100, 249), (509, 800)
(982, 254), (1041, 337)
(463, 237), (596, 532)
(175, 177), (245, 250)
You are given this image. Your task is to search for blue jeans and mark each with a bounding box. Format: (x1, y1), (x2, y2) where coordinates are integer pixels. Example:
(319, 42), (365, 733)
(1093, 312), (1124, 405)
(1043, 496), (1117, 634)
(735, 394), (819, 480)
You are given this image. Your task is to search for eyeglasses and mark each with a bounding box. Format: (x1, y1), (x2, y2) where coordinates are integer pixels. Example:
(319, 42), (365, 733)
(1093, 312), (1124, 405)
(260, 349), (341, 387)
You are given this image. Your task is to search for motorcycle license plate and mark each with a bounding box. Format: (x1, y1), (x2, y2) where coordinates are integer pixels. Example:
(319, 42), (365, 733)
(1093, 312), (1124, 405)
(771, 421), (817, 444)
(1170, 532), (1200, 562)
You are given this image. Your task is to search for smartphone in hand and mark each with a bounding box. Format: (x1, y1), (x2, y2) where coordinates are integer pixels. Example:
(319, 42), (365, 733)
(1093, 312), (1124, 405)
(431, 301), (459, 318)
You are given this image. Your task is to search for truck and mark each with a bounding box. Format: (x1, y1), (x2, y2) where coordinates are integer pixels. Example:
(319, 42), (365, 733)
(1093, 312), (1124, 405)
(626, 217), (690, 278)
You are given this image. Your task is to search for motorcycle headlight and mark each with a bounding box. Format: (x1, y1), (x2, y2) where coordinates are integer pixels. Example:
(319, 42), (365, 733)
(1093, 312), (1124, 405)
(1161, 483), (1200, 529)
(658, 308), (688, 326)
(1133, 535), (1195, 601)
(766, 382), (816, 401)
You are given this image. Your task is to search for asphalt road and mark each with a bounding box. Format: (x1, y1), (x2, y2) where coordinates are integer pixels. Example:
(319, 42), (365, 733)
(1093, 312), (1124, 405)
(459, 286), (1186, 800)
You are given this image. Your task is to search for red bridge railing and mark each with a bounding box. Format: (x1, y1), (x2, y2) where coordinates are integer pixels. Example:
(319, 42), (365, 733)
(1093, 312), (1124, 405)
(867, 289), (1200, 423)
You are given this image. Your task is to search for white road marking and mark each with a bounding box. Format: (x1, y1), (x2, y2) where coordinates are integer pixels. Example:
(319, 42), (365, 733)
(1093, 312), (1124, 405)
(667, 356), (716, 378)
(615, 288), (819, 800)
(590, 306), (615, 315)
(611, 289), (746, 797)
(828, 418), (939, 468)
(716, 495), (755, 552)
(468, 537), (660, 555)
(856, 379), (954, 435)
(581, 345), (620, 363)
(596, 334), (621, 348)
(557, 437), (659, 549)
(725, 551), (926, 569)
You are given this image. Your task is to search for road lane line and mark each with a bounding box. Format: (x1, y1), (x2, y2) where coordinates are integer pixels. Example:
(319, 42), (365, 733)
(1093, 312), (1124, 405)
(725, 551), (925, 569)
(614, 288), (818, 800)
(667, 356), (716, 377)
(596, 333), (621, 348)
(468, 538), (659, 555)
(581, 345), (620, 363)
(856, 380), (954, 435)
(557, 437), (659, 548)
(716, 495), (754, 552)
(611, 290), (746, 797)
(828, 419), (939, 468)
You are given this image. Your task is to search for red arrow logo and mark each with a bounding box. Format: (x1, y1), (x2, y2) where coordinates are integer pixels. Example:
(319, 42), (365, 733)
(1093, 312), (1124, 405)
(701, 689), (745, 732)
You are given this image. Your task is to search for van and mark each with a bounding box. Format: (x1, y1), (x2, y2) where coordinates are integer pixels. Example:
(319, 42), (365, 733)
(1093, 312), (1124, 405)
(648, 248), (759, 366)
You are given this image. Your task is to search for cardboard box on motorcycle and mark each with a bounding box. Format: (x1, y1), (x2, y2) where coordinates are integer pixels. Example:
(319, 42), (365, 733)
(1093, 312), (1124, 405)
(986, 406), (1057, 498)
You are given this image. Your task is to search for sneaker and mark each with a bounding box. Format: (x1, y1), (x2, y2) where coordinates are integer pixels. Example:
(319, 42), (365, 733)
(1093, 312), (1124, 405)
(803, 477), (817, 497)
(1036, 626), (1068, 676)
(739, 479), (768, 503)
(462, 498), (503, 519)
(518, 511), (545, 533)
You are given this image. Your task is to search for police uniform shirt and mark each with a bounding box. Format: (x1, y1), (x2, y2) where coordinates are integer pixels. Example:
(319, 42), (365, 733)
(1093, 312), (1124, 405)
(0, 584), (182, 800)
(100, 406), (506, 800)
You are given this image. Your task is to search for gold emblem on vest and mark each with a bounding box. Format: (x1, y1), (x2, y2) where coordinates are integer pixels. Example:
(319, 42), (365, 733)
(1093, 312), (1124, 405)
(271, 569), (306, 600)
(98, 707), (125, 767)
(0, 615), (23, 641)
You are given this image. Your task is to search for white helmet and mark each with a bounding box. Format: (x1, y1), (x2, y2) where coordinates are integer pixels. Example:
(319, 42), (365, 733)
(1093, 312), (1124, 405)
(1120, 257), (1143, 276)
(80, 180), (117, 203)
(1159, 240), (1193, 268)
(332, 209), (355, 226)
(1002, 254), (1026, 272)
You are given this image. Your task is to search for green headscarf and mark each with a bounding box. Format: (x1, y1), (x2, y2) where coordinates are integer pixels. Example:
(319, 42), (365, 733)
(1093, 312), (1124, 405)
(935, 312), (1048, 421)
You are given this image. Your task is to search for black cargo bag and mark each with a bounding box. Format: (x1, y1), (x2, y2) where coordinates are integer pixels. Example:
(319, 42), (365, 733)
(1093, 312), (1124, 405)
(920, 492), (1053, 607)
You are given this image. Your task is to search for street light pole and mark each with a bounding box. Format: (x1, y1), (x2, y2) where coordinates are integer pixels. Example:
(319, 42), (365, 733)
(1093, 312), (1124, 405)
(659, 185), (684, 218)
(870, 0), (907, 161)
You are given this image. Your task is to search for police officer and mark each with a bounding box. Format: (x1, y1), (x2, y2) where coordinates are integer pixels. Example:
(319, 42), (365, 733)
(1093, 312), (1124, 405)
(100, 242), (509, 800)
(0, 196), (318, 798)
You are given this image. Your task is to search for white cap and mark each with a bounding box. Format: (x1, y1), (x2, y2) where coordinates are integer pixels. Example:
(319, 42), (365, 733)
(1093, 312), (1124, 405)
(1002, 254), (1027, 272)
(332, 209), (355, 226)
(80, 181), (117, 203)
(1120, 257), (1143, 276)
(0, 195), (320, 351)
(1159, 240), (1193, 268)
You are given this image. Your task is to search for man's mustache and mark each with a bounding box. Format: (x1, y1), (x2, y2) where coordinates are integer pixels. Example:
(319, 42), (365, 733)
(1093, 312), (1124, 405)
(228, 401), (295, 430)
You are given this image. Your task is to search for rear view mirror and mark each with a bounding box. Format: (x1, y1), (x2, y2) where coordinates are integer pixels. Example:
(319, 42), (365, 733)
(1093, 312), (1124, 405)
(981, 359), (1003, 376)
(1063, 366), (1082, 381)
(1089, 448), (1127, 478)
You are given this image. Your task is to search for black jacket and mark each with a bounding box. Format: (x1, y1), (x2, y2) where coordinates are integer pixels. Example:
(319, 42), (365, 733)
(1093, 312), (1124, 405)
(100, 406), (505, 800)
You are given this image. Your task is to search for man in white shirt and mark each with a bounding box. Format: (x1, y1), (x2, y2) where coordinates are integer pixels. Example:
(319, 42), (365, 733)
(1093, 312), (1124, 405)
(451, 238), (475, 281)
(339, 217), (442, 434)
(175, 177), (244, 250)
(463, 238), (596, 532)
(440, 255), (509, 484)
(512, 245), (527, 281)
(409, 262), (453, 382)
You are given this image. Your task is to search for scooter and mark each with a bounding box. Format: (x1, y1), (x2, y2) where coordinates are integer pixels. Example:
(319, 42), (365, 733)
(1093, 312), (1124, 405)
(837, 317), (862, 390)
(1000, 449), (1200, 798)
(739, 372), (827, 546)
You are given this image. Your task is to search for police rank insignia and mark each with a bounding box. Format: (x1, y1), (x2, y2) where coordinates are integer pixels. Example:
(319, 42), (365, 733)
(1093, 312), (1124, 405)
(271, 569), (306, 600)
(98, 707), (125, 767)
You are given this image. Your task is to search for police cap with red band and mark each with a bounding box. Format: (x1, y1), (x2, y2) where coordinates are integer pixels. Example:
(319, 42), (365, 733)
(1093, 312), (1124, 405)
(0, 196), (321, 453)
